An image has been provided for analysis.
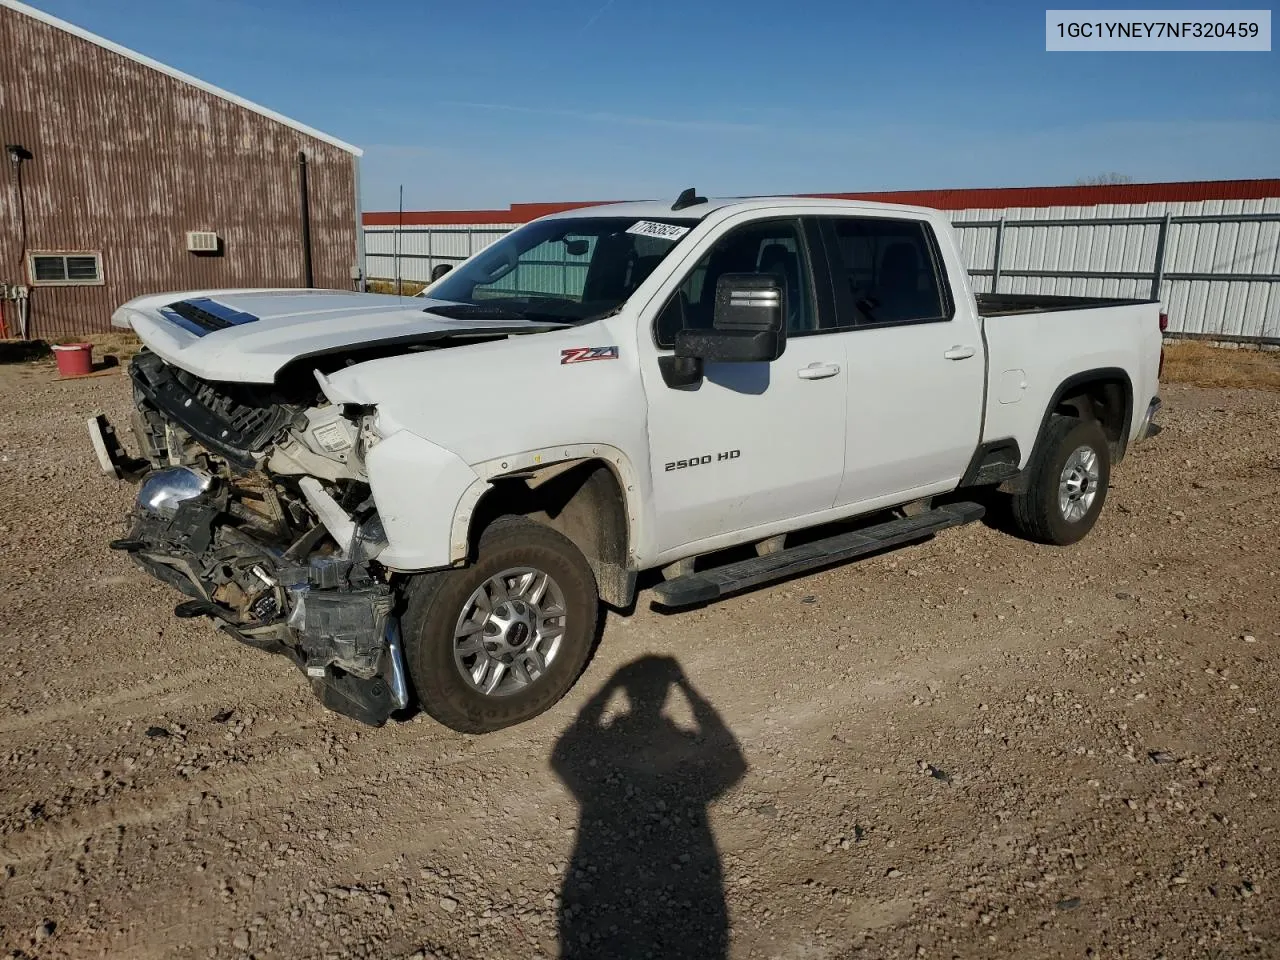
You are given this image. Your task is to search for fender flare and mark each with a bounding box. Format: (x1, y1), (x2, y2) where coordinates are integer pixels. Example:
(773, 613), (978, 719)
(448, 443), (647, 567)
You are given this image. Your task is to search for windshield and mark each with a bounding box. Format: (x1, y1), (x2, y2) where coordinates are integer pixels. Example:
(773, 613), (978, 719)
(426, 216), (699, 323)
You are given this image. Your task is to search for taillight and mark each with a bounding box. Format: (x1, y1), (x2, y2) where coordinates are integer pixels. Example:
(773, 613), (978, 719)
(1159, 311), (1169, 332)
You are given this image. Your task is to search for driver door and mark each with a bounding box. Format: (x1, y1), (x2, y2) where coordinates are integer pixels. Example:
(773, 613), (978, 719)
(640, 217), (849, 556)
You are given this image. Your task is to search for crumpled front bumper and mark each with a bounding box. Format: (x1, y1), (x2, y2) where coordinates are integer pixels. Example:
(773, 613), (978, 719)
(92, 417), (410, 727)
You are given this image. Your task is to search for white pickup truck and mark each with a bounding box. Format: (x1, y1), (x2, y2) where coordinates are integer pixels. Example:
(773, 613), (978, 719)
(90, 191), (1164, 733)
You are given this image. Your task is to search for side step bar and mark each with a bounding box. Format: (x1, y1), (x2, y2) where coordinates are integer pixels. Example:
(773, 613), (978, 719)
(652, 501), (985, 609)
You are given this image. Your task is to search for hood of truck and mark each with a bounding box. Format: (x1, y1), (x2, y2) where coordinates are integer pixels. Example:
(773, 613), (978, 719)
(112, 288), (567, 384)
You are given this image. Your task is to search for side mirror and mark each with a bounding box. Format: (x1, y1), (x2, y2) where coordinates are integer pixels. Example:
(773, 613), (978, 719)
(673, 273), (786, 364)
(430, 263), (453, 281)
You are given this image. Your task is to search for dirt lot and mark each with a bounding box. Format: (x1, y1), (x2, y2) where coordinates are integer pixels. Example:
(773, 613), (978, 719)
(1, 354), (1278, 960)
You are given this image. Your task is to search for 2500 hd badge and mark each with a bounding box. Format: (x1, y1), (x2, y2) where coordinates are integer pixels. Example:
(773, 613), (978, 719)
(665, 449), (741, 471)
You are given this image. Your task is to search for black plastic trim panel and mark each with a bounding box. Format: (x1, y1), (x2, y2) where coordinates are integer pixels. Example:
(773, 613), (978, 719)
(161, 298), (260, 335)
(129, 350), (293, 466)
(959, 438), (1022, 487)
(976, 293), (1156, 317)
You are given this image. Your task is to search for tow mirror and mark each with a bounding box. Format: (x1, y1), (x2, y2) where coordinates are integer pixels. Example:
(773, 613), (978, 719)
(665, 273), (783, 386)
(430, 263), (453, 281)
(676, 273), (786, 363)
(663, 274), (786, 387)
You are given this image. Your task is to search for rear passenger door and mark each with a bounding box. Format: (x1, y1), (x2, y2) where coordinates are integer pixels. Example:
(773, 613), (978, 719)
(816, 215), (985, 509)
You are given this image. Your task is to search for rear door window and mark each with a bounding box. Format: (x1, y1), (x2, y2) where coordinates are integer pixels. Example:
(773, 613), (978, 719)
(821, 217), (951, 326)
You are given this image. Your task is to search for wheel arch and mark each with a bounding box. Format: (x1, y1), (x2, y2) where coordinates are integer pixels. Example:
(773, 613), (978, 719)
(1034, 367), (1134, 463)
(450, 447), (641, 609)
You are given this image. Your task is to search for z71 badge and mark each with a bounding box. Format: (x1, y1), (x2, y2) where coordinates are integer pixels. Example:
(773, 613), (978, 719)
(561, 346), (619, 364)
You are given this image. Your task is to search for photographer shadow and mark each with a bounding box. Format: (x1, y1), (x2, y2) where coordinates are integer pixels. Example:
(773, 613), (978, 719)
(551, 655), (747, 960)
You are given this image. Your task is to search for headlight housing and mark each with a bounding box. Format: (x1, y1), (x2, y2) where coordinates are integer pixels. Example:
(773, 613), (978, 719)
(350, 512), (389, 563)
(137, 466), (213, 518)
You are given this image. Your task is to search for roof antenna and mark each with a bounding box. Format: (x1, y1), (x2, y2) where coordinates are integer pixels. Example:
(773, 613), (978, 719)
(671, 187), (707, 211)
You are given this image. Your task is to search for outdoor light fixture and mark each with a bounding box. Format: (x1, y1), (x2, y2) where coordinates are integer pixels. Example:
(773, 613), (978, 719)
(6, 144), (32, 164)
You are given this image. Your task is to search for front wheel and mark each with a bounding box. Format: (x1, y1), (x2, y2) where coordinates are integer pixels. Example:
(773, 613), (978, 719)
(1010, 415), (1111, 546)
(402, 517), (599, 733)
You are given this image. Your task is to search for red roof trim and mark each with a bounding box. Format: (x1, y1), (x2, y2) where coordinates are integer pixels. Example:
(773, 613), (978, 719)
(363, 179), (1280, 226)
(363, 201), (605, 226)
(804, 179), (1280, 210)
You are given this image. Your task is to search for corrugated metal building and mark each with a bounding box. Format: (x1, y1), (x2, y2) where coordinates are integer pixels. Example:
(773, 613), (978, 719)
(365, 179), (1280, 345)
(0, 0), (362, 338)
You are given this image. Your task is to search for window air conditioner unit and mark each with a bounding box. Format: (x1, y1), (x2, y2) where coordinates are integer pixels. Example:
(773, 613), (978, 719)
(186, 231), (220, 253)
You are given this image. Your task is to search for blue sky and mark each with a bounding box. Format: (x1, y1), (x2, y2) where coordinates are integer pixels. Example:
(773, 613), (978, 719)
(25, 0), (1280, 210)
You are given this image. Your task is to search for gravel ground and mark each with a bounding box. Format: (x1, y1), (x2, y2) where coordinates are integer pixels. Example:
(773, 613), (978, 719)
(0, 358), (1277, 960)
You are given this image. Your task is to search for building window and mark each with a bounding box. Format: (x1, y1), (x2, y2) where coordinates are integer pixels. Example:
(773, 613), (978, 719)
(28, 252), (104, 286)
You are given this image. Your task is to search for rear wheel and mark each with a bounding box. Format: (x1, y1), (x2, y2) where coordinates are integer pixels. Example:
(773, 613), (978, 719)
(1011, 415), (1111, 546)
(403, 518), (599, 733)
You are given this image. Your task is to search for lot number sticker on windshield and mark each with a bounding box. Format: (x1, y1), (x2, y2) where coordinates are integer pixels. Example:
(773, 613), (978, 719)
(626, 221), (690, 241)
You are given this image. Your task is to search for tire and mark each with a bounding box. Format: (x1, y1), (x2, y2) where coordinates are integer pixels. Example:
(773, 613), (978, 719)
(402, 517), (599, 734)
(1010, 415), (1111, 546)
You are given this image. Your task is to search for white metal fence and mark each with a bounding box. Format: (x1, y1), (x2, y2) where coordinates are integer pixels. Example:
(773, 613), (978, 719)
(365, 225), (518, 287)
(954, 211), (1280, 345)
(365, 208), (1280, 345)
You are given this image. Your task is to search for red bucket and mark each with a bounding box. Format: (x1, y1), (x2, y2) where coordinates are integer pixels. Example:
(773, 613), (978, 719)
(52, 342), (94, 377)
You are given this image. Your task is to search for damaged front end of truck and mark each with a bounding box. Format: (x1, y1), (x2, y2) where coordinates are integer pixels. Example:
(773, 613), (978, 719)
(90, 348), (409, 726)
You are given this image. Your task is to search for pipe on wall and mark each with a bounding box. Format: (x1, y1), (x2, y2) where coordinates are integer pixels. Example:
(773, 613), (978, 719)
(297, 150), (313, 288)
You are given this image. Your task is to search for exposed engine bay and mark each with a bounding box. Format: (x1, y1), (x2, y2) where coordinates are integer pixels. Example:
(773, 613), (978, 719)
(92, 349), (408, 726)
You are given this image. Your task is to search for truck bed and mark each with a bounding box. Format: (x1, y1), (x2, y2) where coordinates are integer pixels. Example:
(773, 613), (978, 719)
(976, 292), (1156, 318)
(978, 296), (1163, 462)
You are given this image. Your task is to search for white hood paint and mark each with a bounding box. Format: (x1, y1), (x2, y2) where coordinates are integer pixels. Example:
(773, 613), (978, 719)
(112, 288), (564, 384)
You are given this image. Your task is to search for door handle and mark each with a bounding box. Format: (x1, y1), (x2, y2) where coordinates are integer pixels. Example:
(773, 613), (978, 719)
(797, 361), (841, 380)
(943, 345), (976, 360)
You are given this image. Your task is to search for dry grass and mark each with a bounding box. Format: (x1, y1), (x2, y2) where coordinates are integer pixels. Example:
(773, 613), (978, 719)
(366, 278), (429, 297)
(77, 332), (144, 360)
(1161, 340), (1280, 392)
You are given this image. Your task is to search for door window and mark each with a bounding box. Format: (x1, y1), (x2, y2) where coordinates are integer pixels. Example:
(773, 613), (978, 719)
(655, 219), (817, 348)
(823, 218), (950, 326)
